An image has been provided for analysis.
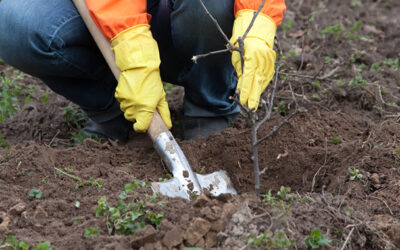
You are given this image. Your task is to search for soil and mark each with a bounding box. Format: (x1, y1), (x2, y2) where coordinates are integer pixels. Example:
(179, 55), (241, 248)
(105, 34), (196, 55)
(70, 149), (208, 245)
(1, 0), (400, 249)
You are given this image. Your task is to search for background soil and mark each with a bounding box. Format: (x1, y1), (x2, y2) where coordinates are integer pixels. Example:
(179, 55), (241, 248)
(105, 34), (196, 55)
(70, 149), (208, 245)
(1, 0), (400, 249)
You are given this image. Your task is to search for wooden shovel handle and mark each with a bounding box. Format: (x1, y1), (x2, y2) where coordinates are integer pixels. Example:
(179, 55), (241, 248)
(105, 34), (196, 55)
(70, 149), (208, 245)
(72, 0), (169, 141)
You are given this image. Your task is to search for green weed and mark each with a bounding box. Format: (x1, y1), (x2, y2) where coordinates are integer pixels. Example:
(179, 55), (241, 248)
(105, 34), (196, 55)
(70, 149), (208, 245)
(246, 231), (295, 249)
(28, 189), (42, 199)
(62, 106), (87, 130)
(330, 136), (341, 144)
(305, 229), (332, 249)
(348, 75), (366, 88)
(0, 236), (51, 250)
(348, 167), (363, 181)
(84, 227), (99, 238)
(0, 76), (23, 122)
(96, 181), (163, 235)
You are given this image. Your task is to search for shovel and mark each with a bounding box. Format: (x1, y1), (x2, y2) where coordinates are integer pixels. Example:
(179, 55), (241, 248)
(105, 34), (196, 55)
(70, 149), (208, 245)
(72, 0), (237, 200)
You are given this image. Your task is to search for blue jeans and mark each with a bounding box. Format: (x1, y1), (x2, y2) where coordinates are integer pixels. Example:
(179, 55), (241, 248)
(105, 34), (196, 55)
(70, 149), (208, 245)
(0, 0), (239, 122)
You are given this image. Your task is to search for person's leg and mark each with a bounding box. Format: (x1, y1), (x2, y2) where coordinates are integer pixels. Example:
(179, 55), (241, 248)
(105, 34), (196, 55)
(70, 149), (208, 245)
(168, 0), (239, 119)
(0, 0), (129, 141)
(149, 0), (239, 139)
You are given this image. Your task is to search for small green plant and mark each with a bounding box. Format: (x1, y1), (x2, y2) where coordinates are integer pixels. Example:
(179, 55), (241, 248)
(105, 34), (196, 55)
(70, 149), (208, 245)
(274, 101), (288, 115)
(62, 106), (87, 130)
(28, 189), (42, 199)
(320, 24), (344, 37)
(330, 136), (341, 144)
(348, 167), (363, 181)
(383, 58), (399, 69)
(282, 18), (293, 31)
(32, 242), (52, 250)
(163, 83), (174, 95)
(0, 76), (23, 122)
(246, 230), (295, 249)
(88, 177), (103, 192)
(348, 75), (367, 88)
(40, 90), (50, 104)
(0, 133), (10, 149)
(312, 81), (320, 88)
(73, 216), (83, 225)
(371, 62), (382, 71)
(70, 131), (99, 144)
(305, 229), (332, 249)
(84, 227), (99, 238)
(261, 186), (295, 212)
(96, 181), (163, 235)
(158, 173), (173, 182)
(0, 236), (51, 250)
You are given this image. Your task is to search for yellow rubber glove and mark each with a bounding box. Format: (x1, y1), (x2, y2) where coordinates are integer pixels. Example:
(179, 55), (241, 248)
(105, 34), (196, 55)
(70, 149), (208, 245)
(230, 10), (277, 111)
(111, 25), (172, 132)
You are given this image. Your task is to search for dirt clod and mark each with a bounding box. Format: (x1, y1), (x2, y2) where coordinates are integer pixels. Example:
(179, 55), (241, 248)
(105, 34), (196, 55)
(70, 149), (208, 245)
(184, 217), (212, 246)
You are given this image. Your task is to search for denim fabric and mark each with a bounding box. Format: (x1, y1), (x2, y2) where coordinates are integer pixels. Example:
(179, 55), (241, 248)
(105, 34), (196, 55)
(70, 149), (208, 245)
(0, 0), (239, 122)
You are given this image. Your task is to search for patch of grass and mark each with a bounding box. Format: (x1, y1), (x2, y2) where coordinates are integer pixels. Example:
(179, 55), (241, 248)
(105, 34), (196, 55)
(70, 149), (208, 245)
(84, 227), (99, 238)
(96, 181), (163, 235)
(246, 230), (295, 249)
(305, 229), (332, 249)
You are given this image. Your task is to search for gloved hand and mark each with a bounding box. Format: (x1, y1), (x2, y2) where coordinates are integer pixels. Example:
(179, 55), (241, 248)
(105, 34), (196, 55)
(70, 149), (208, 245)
(111, 25), (172, 132)
(230, 10), (277, 111)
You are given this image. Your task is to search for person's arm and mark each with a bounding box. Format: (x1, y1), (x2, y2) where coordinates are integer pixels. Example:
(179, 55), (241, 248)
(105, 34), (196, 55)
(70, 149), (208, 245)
(85, 0), (172, 132)
(234, 0), (286, 27)
(231, 0), (286, 110)
(85, 0), (150, 40)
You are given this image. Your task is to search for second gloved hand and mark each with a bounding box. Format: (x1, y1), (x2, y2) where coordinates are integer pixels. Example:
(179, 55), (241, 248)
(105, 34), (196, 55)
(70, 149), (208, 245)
(111, 25), (172, 132)
(230, 10), (277, 111)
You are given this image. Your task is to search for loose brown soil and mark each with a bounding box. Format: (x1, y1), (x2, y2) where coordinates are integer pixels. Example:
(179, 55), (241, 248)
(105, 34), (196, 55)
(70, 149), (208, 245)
(1, 0), (400, 249)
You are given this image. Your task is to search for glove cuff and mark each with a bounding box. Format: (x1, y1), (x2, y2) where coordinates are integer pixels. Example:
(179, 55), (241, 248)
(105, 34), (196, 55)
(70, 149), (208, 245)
(231, 9), (276, 48)
(111, 24), (161, 72)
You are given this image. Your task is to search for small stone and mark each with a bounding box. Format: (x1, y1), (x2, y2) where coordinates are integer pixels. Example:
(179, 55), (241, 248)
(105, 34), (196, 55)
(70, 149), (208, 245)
(159, 219), (174, 232)
(162, 226), (183, 248)
(34, 205), (48, 219)
(9, 203), (26, 216)
(370, 173), (380, 184)
(200, 207), (218, 221)
(211, 219), (225, 232)
(131, 225), (157, 248)
(205, 232), (218, 248)
(194, 237), (205, 248)
(0, 212), (10, 232)
(193, 193), (211, 207)
(221, 203), (237, 218)
(387, 225), (400, 246)
(184, 218), (211, 246)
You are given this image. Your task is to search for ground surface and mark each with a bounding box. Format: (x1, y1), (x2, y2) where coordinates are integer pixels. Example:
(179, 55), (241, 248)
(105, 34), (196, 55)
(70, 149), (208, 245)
(1, 0), (400, 249)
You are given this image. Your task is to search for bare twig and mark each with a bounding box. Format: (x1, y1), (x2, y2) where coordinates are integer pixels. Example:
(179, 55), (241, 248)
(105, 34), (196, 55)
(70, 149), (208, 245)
(369, 195), (393, 215)
(255, 110), (297, 146)
(340, 227), (355, 250)
(191, 48), (231, 64)
(197, 0), (232, 46)
(278, 71), (337, 82)
(54, 167), (81, 182)
(311, 137), (328, 192)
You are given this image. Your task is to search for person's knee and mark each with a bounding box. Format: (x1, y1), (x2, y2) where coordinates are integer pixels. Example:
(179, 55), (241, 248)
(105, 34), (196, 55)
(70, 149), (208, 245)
(0, 0), (86, 73)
